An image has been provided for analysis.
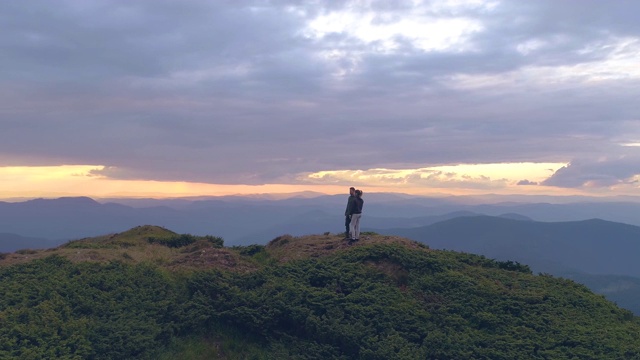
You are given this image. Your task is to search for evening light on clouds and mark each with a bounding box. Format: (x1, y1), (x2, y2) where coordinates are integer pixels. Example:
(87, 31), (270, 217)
(1, 0), (639, 200)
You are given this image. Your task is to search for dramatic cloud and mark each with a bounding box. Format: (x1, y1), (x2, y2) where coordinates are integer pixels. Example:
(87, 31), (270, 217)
(1, 0), (639, 196)
(543, 156), (640, 188)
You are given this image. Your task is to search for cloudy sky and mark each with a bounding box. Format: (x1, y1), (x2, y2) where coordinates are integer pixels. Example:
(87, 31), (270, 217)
(1, 0), (639, 199)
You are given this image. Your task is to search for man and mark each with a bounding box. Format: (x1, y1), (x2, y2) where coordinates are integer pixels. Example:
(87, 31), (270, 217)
(349, 189), (364, 243)
(344, 187), (356, 239)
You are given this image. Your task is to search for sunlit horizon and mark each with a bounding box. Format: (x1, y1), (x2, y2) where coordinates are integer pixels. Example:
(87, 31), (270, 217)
(3, 163), (638, 202)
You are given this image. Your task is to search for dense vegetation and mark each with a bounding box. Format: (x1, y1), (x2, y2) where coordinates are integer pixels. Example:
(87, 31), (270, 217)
(1, 231), (639, 359)
(0, 256), (181, 359)
(147, 234), (224, 249)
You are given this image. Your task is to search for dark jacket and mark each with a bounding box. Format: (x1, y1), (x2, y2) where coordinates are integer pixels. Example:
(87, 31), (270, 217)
(345, 195), (355, 216)
(347, 197), (364, 215)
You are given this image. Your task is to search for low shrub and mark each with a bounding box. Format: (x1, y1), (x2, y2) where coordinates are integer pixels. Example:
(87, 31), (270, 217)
(15, 249), (38, 255)
(269, 234), (293, 246)
(148, 234), (224, 249)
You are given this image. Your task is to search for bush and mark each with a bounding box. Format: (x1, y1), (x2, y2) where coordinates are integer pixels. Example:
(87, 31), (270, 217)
(202, 235), (224, 248)
(148, 234), (224, 249)
(0, 256), (186, 359)
(269, 235), (293, 246)
(496, 260), (531, 273)
(15, 249), (38, 255)
(236, 244), (265, 256)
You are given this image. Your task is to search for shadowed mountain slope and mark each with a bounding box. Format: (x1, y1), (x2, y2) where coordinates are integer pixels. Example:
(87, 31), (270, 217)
(378, 216), (640, 278)
(0, 233), (57, 252)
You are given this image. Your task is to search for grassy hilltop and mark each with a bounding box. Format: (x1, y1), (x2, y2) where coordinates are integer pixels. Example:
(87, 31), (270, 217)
(1, 225), (639, 359)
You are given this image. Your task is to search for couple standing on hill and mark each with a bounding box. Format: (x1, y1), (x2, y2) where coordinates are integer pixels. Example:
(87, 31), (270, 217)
(344, 187), (364, 243)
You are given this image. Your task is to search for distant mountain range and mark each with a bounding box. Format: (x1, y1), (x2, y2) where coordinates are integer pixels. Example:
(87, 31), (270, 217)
(0, 233), (56, 253)
(377, 215), (640, 277)
(3, 195), (640, 313)
(4, 194), (640, 244)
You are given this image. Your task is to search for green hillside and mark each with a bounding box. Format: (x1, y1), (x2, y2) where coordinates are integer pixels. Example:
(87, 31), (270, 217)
(1, 227), (639, 359)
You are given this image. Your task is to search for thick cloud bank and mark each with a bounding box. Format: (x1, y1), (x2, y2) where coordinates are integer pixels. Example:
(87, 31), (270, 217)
(1, 0), (639, 192)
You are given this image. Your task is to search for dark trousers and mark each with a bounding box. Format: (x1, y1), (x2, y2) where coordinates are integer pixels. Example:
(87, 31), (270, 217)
(345, 215), (351, 236)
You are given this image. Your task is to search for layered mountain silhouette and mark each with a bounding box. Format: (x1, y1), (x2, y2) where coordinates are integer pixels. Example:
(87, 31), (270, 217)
(377, 215), (640, 277)
(3, 195), (640, 245)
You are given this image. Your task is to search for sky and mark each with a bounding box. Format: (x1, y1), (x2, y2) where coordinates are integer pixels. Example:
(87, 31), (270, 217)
(1, 0), (639, 200)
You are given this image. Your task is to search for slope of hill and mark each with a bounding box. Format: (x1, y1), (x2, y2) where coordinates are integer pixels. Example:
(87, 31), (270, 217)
(376, 215), (640, 314)
(0, 225), (256, 272)
(565, 273), (640, 315)
(1, 227), (639, 359)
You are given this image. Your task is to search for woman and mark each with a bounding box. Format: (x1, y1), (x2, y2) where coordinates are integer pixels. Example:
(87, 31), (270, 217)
(348, 190), (364, 243)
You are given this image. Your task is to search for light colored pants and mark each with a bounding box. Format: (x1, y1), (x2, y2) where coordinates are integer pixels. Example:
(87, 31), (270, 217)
(349, 213), (362, 240)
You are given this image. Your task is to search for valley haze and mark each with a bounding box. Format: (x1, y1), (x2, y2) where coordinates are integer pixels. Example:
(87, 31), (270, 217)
(3, 193), (640, 245)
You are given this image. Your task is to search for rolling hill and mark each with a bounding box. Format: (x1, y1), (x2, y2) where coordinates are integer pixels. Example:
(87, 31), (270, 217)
(0, 226), (639, 359)
(376, 215), (640, 314)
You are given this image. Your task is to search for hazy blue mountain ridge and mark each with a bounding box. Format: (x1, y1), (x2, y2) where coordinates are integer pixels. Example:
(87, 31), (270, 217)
(374, 215), (640, 314)
(377, 216), (640, 277)
(0, 233), (56, 253)
(3, 195), (640, 247)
